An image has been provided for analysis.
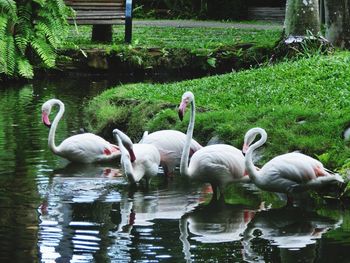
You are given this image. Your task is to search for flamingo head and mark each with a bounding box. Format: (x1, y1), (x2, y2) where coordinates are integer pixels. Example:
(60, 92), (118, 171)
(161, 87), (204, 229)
(242, 143), (249, 155)
(178, 91), (194, 121)
(41, 100), (53, 128)
(243, 127), (266, 154)
(113, 129), (136, 162)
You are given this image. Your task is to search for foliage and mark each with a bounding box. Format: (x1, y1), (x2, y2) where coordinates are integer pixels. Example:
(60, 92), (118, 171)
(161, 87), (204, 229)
(0, 0), (72, 79)
(86, 51), (350, 170)
(134, 0), (249, 20)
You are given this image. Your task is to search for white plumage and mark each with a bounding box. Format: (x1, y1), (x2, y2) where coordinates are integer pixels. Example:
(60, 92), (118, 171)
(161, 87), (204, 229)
(113, 129), (160, 184)
(42, 99), (120, 163)
(243, 127), (345, 203)
(179, 91), (249, 201)
(141, 129), (202, 176)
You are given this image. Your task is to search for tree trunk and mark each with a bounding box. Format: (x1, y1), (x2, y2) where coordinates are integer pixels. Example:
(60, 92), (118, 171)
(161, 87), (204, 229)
(324, 0), (350, 48)
(92, 25), (112, 43)
(284, 0), (320, 36)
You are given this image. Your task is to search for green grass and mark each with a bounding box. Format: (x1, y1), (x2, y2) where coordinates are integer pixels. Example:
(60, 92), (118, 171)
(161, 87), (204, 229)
(86, 51), (350, 170)
(62, 24), (282, 52)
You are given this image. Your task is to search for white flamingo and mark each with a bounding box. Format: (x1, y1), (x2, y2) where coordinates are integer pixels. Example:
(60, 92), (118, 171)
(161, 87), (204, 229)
(41, 99), (120, 163)
(141, 129), (202, 177)
(179, 91), (249, 202)
(113, 129), (160, 185)
(243, 127), (345, 205)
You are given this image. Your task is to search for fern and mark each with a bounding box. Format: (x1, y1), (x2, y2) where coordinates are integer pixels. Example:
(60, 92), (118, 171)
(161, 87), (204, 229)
(0, 16), (7, 37)
(4, 35), (15, 75)
(17, 57), (34, 79)
(35, 21), (59, 48)
(31, 38), (56, 67)
(0, 39), (6, 74)
(0, 0), (17, 18)
(0, 0), (71, 79)
(33, 0), (46, 7)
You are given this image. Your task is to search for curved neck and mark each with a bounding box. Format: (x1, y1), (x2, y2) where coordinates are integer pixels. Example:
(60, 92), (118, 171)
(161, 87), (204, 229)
(179, 216), (191, 263)
(48, 100), (65, 154)
(116, 136), (136, 183)
(245, 130), (267, 183)
(180, 99), (195, 177)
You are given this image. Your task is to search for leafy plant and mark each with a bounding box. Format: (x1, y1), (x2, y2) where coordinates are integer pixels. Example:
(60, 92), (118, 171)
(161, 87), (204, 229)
(0, 0), (72, 79)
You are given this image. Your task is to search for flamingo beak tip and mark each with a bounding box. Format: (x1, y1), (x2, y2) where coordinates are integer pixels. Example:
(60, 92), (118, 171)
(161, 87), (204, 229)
(178, 110), (183, 121)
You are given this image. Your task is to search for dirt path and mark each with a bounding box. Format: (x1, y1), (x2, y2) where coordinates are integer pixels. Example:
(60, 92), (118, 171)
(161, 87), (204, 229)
(134, 19), (282, 30)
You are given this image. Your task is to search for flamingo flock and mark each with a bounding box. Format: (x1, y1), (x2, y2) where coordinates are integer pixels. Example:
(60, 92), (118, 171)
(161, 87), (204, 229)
(42, 92), (347, 206)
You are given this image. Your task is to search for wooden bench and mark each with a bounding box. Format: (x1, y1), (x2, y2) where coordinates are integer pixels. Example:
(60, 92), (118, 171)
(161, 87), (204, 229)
(65, 0), (133, 43)
(247, 7), (285, 22)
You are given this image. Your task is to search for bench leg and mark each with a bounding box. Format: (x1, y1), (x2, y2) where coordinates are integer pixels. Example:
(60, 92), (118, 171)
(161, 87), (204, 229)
(125, 17), (132, 43)
(92, 25), (112, 43)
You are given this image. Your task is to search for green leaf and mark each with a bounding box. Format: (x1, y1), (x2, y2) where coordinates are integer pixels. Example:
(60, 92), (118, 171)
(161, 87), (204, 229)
(207, 57), (217, 68)
(31, 39), (56, 68)
(17, 57), (34, 79)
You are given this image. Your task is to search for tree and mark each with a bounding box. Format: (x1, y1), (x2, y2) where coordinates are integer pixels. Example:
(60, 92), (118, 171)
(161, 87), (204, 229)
(324, 0), (350, 48)
(0, 0), (72, 79)
(284, 0), (320, 36)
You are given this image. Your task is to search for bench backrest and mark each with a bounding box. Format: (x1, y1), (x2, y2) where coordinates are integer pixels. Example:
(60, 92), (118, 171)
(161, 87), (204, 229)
(65, 0), (126, 25)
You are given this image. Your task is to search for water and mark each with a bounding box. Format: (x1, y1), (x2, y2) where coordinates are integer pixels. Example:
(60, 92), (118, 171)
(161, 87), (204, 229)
(0, 78), (350, 263)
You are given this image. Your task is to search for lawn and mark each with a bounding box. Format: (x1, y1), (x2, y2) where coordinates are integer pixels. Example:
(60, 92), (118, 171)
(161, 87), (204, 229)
(85, 51), (350, 171)
(63, 24), (282, 52)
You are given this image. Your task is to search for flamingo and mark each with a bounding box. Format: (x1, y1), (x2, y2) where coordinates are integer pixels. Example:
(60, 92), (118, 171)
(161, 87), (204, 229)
(243, 127), (346, 206)
(178, 91), (249, 202)
(141, 129), (202, 177)
(113, 128), (160, 185)
(41, 98), (120, 163)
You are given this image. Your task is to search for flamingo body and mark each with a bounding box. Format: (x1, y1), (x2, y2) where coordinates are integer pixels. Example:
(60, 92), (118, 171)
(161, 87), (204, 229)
(243, 127), (345, 198)
(114, 129), (160, 184)
(42, 99), (120, 163)
(142, 129), (202, 176)
(188, 144), (246, 187)
(55, 133), (119, 163)
(179, 91), (248, 201)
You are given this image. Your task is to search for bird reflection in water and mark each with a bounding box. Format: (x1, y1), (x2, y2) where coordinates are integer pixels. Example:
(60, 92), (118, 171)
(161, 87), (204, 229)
(179, 201), (257, 262)
(242, 206), (342, 262)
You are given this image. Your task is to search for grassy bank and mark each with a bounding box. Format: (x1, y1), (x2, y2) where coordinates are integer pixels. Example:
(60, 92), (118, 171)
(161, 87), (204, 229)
(52, 24), (282, 75)
(86, 51), (350, 171)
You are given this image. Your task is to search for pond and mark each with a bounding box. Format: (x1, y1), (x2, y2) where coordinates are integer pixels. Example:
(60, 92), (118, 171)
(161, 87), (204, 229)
(0, 77), (350, 263)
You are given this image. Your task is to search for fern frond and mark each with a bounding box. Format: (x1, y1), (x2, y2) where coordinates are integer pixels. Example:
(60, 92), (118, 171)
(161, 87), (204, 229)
(17, 57), (34, 79)
(31, 38), (56, 67)
(0, 0), (17, 18)
(17, 4), (32, 24)
(2, 35), (16, 75)
(35, 21), (59, 48)
(33, 0), (46, 7)
(0, 39), (6, 74)
(15, 35), (30, 55)
(0, 16), (7, 36)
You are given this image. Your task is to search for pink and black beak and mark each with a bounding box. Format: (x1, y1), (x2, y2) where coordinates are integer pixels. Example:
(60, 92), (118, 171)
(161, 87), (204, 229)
(42, 112), (51, 128)
(242, 143), (249, 156)
(128, 149), (136, 163)
(178, 101), (187, 121)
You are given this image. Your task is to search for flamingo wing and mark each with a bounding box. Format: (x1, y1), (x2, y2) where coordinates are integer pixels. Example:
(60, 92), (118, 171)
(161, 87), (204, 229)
(58, 133), (120, 163)
(189, 144), (245, 184)
(142, 130), (202, 175)
(260, 152), (343, 193)
(131, 144), (161, 181)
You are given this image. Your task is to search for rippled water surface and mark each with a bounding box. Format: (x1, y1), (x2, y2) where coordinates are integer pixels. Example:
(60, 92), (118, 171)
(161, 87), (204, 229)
(1, 79), (350, 263)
